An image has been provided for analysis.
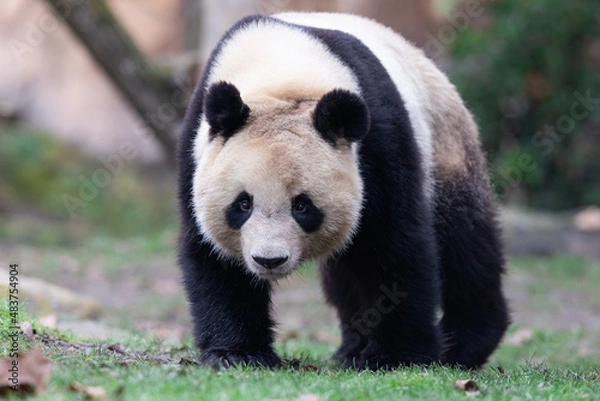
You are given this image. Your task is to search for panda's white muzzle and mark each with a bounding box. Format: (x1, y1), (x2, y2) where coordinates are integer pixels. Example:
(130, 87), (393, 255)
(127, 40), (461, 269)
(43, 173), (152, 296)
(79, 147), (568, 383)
(241, 214), (302, 280)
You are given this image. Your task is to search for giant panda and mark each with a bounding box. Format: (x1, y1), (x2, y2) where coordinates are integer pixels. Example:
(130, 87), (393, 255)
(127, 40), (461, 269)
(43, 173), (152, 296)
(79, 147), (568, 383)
(177, 12), (510, 370)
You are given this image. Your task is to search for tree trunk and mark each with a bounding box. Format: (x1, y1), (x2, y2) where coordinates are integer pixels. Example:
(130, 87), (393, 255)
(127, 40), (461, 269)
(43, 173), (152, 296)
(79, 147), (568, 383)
(182, 0), (201, 52)
(42, 0), (186, 164)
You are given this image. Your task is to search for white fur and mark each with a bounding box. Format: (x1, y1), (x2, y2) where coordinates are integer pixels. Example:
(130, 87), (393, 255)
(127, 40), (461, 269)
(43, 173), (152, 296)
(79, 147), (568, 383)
(192, 116), (210, 163)
(205, 19), (360, 102)
(274, 12), (435, 197)
(194, 17), (363, 182)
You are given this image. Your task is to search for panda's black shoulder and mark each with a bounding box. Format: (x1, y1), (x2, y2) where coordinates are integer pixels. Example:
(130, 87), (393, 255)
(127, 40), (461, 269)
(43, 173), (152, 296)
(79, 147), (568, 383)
(295, 24), (409, 140)
(292, 22), (421, 200)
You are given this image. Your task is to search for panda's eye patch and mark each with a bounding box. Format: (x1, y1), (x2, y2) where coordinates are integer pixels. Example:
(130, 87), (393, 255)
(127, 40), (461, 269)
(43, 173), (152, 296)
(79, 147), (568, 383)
(292, 194), (324, 233)
(226, 191), (253, 230)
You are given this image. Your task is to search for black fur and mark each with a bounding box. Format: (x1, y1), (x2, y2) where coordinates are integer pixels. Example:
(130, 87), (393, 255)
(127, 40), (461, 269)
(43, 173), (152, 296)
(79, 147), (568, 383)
(433, 176), (510, 368)
(307, 23), (442, 369)
(291, 194), (324, 233)
(314, 89), (370, 146)
(177, 16), (279, 370)
(205, 81), (250, 140)
(225, 191), (253, 230)
(177, 15), (509, 371)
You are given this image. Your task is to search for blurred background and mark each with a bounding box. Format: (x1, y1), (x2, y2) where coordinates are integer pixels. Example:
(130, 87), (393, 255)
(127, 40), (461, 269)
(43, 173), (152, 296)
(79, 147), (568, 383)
(1, 0), (599, 353)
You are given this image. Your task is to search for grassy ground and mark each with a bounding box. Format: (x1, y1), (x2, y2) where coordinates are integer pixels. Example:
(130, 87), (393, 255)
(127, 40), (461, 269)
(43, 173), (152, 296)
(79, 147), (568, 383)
(8, 338), (600, 401)
(2, 244), (599, 400)
(1, 128), (599, 399)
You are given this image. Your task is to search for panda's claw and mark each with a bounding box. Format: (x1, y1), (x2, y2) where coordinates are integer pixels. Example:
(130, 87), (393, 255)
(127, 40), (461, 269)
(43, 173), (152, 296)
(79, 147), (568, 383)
(354, 354), (401, 371)
(199, 349), (281, 369)
(332, 345), (399, 370)
(331, 346), (365, 369)
(351, 341), (438, 371)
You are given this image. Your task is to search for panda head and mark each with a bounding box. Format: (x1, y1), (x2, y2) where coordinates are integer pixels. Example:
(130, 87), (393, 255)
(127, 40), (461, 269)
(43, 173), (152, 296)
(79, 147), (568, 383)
(192, 82), (370, 280)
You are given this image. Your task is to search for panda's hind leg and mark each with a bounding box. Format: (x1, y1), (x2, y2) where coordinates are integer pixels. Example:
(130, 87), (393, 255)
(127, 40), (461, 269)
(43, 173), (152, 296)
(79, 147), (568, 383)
(434, 174), (510, 369)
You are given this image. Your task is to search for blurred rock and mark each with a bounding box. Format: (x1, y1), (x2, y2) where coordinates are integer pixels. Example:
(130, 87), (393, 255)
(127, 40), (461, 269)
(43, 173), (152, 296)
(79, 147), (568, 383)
(501, 207), (600, 259)
(0, 268), (102, 319)
(574, 207), (600, 233)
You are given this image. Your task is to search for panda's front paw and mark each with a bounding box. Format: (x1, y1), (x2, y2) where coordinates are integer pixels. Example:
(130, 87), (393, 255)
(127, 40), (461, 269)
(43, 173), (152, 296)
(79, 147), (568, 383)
(332, 348), (360, 368)
(332, 342), (366, 369)
(199, 349), (281, 369)
(354, 342), (437, 371)
(354, 349), (401, 371)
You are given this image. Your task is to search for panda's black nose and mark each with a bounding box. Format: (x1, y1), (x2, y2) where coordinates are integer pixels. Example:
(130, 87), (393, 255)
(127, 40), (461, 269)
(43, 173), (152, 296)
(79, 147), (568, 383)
(252, 256), (288, 269)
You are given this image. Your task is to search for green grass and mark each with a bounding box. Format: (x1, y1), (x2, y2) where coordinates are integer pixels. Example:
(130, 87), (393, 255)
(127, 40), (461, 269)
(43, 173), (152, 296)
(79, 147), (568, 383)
(35, 361), (600, 401)
(511, 255), (600, 292)
(0, 125), (175, 245)
(1, 328), (598, 400)
(2, 256), (600, 400)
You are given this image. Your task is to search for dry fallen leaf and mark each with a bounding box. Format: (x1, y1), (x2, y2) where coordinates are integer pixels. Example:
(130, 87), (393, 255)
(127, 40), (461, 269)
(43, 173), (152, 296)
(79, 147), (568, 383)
(279, 330), (299, 341)
(19, 321), (34, 338)
(302, 365), (319, 372)
(0, 347), (51, 396)
(453, 379), (481, 397)
(69, 382), (107, 399)
(107, 342), (132, 355)
(506, 328), (534, 347)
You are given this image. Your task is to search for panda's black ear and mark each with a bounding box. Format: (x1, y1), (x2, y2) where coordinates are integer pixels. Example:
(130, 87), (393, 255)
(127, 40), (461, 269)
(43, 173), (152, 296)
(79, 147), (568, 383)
(313, 89), (370, 146)
(204, 81), (250, 140)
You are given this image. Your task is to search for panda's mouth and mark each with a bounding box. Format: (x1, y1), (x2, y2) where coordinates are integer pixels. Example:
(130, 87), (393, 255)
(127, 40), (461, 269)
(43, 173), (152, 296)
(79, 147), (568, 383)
(252, 265), (294, 280)
(256, 271), (290, 281)
(246, 265), (296, 281)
